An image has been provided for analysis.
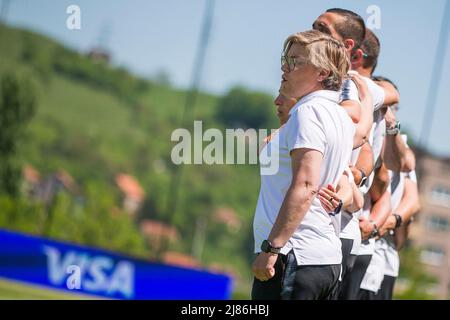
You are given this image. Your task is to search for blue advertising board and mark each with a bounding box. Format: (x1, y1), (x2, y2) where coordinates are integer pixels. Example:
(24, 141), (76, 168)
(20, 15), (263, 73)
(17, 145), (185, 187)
(0, 229), (233, 299)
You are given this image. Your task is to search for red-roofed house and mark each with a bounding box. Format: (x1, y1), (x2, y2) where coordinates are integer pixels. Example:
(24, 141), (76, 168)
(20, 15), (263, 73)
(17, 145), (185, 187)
(213, 207), (241, 232)
(22, 165), (41, 198)
(140, 219), (179, 252)
(115, 174), (145, 216)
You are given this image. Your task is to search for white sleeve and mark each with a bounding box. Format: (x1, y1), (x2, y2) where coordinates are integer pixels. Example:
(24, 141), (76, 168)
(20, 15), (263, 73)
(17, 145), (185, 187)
(358, 171), (373, 195)
(406, 170), (417, 183)
(386, 182), (392, 194)
(401, 134), (408, 145)
(371, 114), (386, 163)
(285, 105), (326, 155)
(340, 78), (360, 102)
(344, 167), (355, 184)
(366, 78), (385, 111)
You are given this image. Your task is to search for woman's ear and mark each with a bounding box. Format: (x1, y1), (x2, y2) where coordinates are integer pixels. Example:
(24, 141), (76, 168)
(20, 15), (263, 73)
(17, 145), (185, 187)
(317, 69), (330, 82)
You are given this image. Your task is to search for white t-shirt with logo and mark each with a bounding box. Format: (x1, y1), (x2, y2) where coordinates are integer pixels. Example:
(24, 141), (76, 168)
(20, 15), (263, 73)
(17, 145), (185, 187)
(253, 90), (355, 266)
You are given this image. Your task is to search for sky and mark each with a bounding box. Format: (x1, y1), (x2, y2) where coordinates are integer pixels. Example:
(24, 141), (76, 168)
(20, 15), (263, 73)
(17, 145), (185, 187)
(3, 0), (450, 156)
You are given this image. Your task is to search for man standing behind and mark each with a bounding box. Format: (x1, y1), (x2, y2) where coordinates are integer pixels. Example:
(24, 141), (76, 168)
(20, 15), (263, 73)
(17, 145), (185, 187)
(376, 100), (420, 299)
(312, 11), (396, 300)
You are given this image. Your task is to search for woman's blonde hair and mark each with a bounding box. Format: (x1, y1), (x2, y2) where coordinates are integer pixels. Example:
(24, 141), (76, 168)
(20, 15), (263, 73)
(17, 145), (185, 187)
(283, 30), (350, 91)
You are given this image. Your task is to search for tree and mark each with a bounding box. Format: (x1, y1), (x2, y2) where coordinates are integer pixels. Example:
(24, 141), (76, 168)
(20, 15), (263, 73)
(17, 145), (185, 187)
(0, 73), (37, 197)
(395, 246), (437, 299)
(216, 86), (276, 129)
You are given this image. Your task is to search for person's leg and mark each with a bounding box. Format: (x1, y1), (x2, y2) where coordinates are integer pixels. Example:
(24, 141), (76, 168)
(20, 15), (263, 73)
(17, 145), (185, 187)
(288, 264), (341, 300)
(336, 238), (353, 299)
(340, 238), (354, 280)
(338, 253), (357, 299)
(375, 275), (396, 300)
(251, 254), (285, 300)
(358, 288), (377, 300)
(346, 254), (357, 271)
(339, 254), (372, 300)
(384, 276), (396, 300)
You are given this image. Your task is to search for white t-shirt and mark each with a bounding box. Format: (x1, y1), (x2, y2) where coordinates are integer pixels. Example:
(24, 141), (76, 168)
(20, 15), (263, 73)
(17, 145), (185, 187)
(370, 110), (386, 164)
(383, 169), (418, 277)
(253, 90), (355, 266)
(378, 172), (405, 278)
(345, 118), (386, 256)
(338, 74), (386, 255)
(383, 135), (413, 277)
(389, 171), (406, 213)
(383, 245), (399, 277)
(360, 238), (388, 293)
(345, 76), (386, 258)
(339, 169), (362, 255)
(408, 170), (417, 183)
(356, 193), (376, 256)
(340, 73), (386, 112)
(340, 212), (362, 255)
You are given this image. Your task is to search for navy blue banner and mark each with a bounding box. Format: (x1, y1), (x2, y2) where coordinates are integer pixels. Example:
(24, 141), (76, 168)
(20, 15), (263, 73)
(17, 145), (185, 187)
(0, 229), (232, 299)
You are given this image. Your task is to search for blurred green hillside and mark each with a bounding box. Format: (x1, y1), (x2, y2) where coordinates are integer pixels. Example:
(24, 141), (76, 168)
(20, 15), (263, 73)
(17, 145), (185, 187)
(0, 23), (278, 297)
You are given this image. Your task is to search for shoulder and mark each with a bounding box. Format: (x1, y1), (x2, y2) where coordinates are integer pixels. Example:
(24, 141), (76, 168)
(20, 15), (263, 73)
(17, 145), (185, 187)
(288, 103), (318, 119)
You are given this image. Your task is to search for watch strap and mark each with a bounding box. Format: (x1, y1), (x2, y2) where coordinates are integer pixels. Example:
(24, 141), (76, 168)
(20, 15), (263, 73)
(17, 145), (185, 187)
(261, 240), (281, 254)
(386, 121), (401, 135)
(393, 214), (403, 229)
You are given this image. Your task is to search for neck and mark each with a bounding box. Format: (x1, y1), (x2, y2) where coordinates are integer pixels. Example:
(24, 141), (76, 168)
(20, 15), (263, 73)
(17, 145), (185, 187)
(354, 67), (372, 78)
(297, 85), (324, 101)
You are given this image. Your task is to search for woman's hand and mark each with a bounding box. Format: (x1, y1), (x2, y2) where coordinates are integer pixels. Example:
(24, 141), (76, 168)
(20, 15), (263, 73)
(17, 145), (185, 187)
(349, 73), (373, 107)
(318, 184), (341, 213)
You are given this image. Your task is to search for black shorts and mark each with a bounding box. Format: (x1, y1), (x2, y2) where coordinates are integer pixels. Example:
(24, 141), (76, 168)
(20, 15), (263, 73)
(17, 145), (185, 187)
(337, 238), (357, 299)
(251, 250), (340, 300)
(359, 288), (378, 300)
(339, 254), (372, 300)
(340, 238), (357, 280)
(375, 275), (396, 300)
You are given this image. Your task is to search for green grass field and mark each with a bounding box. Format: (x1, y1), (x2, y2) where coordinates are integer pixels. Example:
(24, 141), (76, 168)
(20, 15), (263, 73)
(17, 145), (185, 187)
(0, 277), (99, 300)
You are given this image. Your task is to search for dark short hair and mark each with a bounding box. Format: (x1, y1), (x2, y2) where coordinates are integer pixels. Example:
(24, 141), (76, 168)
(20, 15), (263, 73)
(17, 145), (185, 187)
(372, 75), (398, 91)
(326, 8), (366, 50)
(361, 29), (381, 73)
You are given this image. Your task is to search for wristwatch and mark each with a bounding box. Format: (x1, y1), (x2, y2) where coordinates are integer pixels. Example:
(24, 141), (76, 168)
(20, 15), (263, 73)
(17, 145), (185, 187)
(334, 199), (343, 215)
(369, 221), (380, 239)
(358, 168), (368, 188)
(260, 240), (282, 254)
(386, 121), (401, 136)
(393, 214), (403, 229)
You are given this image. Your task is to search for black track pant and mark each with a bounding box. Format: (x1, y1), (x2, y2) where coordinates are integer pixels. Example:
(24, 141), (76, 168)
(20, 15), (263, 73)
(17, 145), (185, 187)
(339, 254), (372, 300)
(337, 238), (357, 299)
(374, 275), (396, 300)
(252, 250), (340, 300)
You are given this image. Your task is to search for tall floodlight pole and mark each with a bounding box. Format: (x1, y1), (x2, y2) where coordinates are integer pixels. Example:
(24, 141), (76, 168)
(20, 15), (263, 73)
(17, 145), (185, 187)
(419, 0), (450, 148)
(160, 0), (215, 257)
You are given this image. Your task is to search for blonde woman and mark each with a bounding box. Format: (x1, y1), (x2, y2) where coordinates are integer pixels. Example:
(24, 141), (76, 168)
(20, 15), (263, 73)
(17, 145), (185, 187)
(252, 30), (355, 300)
